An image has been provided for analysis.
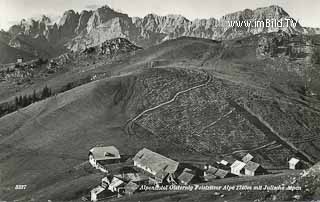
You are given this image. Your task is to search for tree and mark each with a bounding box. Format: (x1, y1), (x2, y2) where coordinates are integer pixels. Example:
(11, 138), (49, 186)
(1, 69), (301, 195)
(22, 95), (28, 107)
(18, 96), (23, 107)
(41, 85), (52, 99)
(15, 96), (19, 107)
(32, 90), (37, 102)
(28, 94), (33, 104)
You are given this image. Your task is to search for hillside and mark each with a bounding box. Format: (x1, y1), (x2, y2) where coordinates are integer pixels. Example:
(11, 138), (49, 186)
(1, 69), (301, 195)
(0, 34), (320, 201)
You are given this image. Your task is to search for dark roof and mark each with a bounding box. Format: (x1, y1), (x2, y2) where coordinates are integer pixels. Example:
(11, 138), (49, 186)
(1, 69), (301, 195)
(178, 168), (195, 184)
(133, 148), (179, 175)
(89, 146), (120, 161)
(244, 161), (261, 172)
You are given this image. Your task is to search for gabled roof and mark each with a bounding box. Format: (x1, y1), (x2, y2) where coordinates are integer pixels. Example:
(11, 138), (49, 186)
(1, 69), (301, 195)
(178, 168), (195, 184)
(231, 160), (246, 171)
(215, 169), (229, 178)
(244, 161), (261, 172)
(289, 157), (300, 165)
(108, 177), (124, 191)
(102, 176), (111, 184)
(133, 148), (179, 175)
(91, 185), (105, 195)
(242, 153), (254, 163)
(89, 146), (120, 161)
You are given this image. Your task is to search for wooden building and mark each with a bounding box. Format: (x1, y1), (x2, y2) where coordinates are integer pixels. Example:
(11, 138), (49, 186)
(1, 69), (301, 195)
(177, 168), (195, 185)
(89, 146), (121, 169)
(230, 160), (246, 176)
(289, 157), (304, 170)
(244, 161), (265, 176)
(133, 148), (179, 184)
(90, 186), (112, 202)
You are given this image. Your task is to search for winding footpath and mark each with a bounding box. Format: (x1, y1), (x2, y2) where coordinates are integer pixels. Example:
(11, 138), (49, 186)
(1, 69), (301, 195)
(126, 73), (212, 135)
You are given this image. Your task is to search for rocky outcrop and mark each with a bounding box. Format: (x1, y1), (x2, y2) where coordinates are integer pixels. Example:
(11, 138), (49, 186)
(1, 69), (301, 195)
(82, 37), (142, 57)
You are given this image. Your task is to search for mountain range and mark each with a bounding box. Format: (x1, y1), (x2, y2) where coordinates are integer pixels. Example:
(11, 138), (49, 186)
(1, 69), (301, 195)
(1, 4), (320, 64)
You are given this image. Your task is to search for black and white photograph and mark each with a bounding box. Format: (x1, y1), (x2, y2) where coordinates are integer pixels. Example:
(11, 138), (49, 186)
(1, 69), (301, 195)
(0, 0), (320, 201)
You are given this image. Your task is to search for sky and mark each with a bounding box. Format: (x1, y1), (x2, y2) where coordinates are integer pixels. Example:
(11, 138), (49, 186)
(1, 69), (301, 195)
(0, 0), (320, 31)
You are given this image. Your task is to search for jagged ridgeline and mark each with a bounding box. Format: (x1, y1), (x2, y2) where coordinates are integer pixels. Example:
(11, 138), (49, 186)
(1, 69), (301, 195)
(1, 5), (320, 64)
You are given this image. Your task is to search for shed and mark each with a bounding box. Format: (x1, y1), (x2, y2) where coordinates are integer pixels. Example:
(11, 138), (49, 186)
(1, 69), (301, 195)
(178, 168), (195, 185)
(17, 57), (23, 63)
(124, 181), (140, 195)
(244, 161), (265, 176)
(242, 153), (254, 163)
(133, 148), (179, 183)
(289, 158), (303, 170)
(90, 186), (112, 202)
(89, 146), (121, 168)
(203, 166), (218, 181)
(230, 160), (246, 176)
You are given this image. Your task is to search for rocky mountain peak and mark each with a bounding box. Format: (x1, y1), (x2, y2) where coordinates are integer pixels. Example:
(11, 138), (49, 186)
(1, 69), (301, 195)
(58, 10), (80, 37)
(254, 5), (290, 19)
(58, 10), (79, 27)
(85, 5), (129, 33)
(40, 15), (52, 24)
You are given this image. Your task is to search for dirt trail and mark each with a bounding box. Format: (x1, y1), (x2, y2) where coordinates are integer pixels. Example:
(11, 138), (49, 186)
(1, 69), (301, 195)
(125, 73), (212, 135)
(222, 141), (277, 157)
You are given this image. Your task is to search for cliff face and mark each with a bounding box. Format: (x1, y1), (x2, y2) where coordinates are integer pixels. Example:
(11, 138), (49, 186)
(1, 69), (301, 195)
(1, 4), (319, 63)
